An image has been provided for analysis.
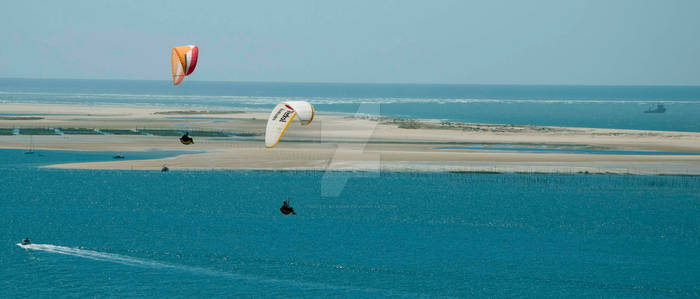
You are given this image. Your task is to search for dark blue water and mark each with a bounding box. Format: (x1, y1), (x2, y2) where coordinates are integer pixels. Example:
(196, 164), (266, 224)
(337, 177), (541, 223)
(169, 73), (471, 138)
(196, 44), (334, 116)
(1, 150), (699, 297)
(2, 78), (700, 132)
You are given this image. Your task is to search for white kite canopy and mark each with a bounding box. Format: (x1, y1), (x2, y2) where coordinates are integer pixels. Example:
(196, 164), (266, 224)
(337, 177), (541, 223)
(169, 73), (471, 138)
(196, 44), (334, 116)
(265, 101), (315, 148)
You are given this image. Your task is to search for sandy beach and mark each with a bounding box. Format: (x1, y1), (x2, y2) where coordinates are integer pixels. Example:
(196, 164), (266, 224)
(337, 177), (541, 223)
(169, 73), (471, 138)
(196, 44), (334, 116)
(2, 102), (700, 175)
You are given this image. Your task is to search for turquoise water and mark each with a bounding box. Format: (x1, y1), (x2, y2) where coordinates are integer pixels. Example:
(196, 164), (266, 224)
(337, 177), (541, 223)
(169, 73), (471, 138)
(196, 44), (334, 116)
(2, 79), (700, 297)
(2, 78), (700, 132)
(1, 150), (699, 297)
(435, 144), (700, 155)
(2, 149), (195, 169)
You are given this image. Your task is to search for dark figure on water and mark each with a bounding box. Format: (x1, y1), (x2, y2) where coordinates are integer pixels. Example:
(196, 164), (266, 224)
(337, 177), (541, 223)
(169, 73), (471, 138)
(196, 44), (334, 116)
(180, 132), (194, 145)
(21, 237), (31, 245)
(281, 199), (296, 215)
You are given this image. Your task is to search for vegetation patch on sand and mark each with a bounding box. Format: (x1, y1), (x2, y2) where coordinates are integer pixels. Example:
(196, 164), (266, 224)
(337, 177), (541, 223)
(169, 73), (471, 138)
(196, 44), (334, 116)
(153, 110), (245, 115)
(18, 128), (57, 135)
(60, 128), (101, 135)
(0, 127), (260, 137)
(97, 128), (258, 137)
(0, 128), (16, 135)
(347, 115), (580, 134)
(0, 116), (44, 120)
(139, 129), (231, 137)
(99, 129), (140, 135)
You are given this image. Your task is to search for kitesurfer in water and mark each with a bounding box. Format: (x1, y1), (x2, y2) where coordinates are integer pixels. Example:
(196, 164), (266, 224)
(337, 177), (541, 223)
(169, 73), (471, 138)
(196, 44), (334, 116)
(21, 237), (31, 245)
(281, 199), (296, 215)
(180, 132), (194, 145)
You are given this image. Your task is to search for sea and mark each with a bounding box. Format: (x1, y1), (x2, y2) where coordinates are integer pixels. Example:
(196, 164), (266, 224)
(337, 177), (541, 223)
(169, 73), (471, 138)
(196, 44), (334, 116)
(1, 78), (700, 132)
(1, 79), (700, 297)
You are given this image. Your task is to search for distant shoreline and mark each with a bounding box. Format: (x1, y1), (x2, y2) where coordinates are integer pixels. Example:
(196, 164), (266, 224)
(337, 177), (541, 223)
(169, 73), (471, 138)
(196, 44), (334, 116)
(1, 102), (700, 175)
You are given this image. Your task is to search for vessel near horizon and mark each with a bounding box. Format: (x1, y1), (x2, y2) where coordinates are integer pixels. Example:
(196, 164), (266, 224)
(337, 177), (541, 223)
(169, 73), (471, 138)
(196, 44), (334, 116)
(644, 103), (666, 113)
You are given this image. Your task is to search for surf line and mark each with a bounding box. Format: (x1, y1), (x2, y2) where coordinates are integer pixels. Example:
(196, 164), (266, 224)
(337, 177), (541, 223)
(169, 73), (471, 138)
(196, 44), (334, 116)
(17, 243), (418, 296)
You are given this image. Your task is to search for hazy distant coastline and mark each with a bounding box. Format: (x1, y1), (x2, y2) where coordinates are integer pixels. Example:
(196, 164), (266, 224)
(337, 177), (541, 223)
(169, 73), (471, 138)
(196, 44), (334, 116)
(2, 78), (700, 132)
(1, 102), (699, 175)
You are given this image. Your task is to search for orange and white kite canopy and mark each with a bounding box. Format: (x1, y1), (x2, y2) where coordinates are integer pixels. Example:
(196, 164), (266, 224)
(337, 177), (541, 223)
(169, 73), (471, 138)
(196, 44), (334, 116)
(171, 45), (199, 85)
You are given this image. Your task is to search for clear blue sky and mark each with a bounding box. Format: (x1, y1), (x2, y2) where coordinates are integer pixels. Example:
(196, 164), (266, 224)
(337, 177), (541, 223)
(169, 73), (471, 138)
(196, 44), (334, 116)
(3, 0), (699, 85)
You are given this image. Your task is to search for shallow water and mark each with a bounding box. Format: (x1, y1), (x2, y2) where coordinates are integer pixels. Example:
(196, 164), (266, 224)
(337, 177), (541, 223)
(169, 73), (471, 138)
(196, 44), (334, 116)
(1, 149), (195, 169)
(435, 144), (700, 155)
(0, 150), (698, 297)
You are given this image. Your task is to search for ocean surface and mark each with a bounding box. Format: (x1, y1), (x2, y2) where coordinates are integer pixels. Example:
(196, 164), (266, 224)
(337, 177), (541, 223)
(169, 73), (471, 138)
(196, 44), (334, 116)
(2, 78), (700, 132)
(1, 149), (699, 297)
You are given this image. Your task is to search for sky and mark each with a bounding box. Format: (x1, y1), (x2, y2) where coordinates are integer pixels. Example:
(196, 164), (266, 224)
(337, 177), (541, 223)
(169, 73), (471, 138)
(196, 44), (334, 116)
(2, 0), (700, 85)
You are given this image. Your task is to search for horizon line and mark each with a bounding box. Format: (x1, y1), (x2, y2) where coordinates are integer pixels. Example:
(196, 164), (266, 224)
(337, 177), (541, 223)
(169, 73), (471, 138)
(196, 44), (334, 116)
(1, 76), (699, 88)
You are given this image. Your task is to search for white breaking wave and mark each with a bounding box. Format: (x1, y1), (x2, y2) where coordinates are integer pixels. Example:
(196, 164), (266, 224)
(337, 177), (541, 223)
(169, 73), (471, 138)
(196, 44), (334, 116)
(16, 243), (424, 297)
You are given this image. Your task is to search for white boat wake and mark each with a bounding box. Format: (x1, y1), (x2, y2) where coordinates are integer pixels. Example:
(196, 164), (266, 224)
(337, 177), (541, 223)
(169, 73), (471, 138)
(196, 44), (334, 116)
(16, 243), (421, 296)
(17, 243), (224, 276)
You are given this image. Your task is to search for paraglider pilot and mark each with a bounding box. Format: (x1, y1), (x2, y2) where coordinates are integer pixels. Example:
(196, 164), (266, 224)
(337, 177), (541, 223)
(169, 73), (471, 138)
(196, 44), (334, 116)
(280, 199), (296, 215)
(180, 132), (194, 145)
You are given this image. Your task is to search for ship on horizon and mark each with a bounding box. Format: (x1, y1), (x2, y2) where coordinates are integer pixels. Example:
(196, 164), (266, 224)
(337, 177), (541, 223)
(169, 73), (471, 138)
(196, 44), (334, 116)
(644, 103), (666, 114)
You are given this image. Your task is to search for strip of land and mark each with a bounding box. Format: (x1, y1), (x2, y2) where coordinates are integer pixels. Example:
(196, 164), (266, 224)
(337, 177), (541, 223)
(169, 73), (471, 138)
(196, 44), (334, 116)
(1, 103), (700, 175)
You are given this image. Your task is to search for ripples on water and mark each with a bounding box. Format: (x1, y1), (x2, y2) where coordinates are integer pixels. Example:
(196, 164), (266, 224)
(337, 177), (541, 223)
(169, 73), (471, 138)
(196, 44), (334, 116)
(0, 150), (698, 297)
